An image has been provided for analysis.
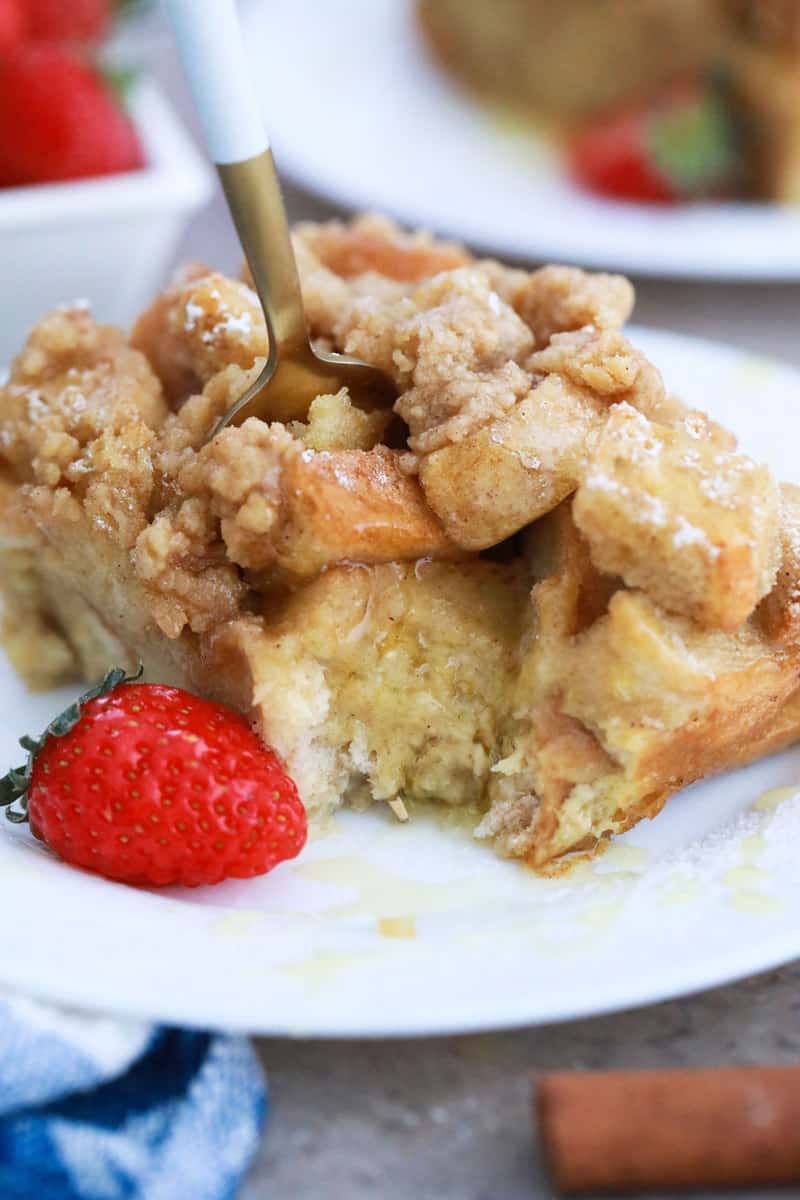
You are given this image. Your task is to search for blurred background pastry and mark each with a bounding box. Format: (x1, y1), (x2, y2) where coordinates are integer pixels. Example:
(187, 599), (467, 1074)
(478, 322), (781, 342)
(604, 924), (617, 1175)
(418, 0), (800, 204)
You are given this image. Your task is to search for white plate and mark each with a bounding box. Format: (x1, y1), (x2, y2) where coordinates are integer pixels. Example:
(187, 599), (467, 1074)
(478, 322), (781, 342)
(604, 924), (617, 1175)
(2, 328), (800, 1037)
(242, 0), (800, 281)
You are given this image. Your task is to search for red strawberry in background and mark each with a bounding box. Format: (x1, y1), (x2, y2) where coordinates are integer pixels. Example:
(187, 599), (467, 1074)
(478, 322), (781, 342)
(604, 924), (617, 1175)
(24, 0), (112, 46)
(0, 44), (144, 186)
(0, 0), (24, 55)
(0, 668), (307, 888)
(568, 78), (743, 205)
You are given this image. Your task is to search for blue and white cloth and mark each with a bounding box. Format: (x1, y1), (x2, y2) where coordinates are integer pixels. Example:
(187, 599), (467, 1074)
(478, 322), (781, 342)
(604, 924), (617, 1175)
(0, 990), (266, 1200)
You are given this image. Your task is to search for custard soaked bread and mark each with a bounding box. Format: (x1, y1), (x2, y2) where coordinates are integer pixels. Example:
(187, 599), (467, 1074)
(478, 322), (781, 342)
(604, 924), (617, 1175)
(2, 214), (799, 867)
(480, 504), (800, 865)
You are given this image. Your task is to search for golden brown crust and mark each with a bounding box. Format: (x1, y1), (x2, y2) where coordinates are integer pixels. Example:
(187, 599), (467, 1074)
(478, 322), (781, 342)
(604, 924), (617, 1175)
(295, 212), (471, 282)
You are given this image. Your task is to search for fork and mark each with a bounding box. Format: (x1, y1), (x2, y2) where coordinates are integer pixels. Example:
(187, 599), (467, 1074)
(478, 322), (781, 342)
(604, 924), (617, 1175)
(164, 0), (395, 432)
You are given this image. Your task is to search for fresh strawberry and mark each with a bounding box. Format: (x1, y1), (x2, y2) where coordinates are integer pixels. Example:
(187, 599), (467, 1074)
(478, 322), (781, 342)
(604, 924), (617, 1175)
(0, 668), (307, 887)
(0, 0), (24, 54)
(0, 44), (144, 187)
(569, 108), (677, 204)
(568, 79), (742, 205)
(24, 0), (111, 46)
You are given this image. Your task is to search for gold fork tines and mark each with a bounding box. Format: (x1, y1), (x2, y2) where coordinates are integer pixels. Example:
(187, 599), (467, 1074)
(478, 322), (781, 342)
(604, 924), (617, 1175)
(212, 150), (395, 436)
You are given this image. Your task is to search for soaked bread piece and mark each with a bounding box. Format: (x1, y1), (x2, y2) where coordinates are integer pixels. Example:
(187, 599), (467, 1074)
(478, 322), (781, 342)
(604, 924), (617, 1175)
(132, 271), (266, 406)
(412, 373), (605, 550)
(175, 418), (461, 581)
(574, 403), (780, 629)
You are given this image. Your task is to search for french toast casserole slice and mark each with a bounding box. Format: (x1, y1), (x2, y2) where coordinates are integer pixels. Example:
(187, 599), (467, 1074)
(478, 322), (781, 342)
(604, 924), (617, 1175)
(2, 214), (799, 867)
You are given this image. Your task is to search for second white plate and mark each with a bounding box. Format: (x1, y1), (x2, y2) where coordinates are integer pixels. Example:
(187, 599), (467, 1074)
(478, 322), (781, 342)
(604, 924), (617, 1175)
(242, 0), (800, 281)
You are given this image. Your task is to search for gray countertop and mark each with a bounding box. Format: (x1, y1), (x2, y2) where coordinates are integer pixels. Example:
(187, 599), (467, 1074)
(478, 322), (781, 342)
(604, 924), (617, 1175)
(244, 963), (800, 1200)
(158, 44), (800, 1200)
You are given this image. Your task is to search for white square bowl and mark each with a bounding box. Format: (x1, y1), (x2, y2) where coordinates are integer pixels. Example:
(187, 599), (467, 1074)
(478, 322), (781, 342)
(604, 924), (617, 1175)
(0, 78), (214, 365)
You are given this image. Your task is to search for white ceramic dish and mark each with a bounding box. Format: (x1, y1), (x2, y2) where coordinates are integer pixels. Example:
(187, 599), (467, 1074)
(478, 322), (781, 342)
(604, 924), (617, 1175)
(241, 0), (800, 281)
(2, 327), (800, 1037)
(0, 78), (213, 366)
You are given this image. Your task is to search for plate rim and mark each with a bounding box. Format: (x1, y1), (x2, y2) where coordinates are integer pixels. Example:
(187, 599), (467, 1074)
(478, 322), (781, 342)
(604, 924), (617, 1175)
(0, 914), (796, 1038)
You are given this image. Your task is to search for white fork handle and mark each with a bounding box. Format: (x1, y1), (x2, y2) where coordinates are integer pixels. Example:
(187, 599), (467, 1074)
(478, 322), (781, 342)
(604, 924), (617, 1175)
(163, 0), (268, 165)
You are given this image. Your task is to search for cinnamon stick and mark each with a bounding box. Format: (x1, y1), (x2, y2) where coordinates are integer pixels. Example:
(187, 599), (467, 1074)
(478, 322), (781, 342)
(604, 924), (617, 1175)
(536, 1065), (800, 1194)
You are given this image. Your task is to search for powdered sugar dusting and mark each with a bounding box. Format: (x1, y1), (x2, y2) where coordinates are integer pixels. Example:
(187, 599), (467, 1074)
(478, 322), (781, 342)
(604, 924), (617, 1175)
(651, 787), (800, 897)
(184, 293), (256, 344)
(183, 300), (204, 333)
(218, 310), (253, 336)
(639, 493), (667, 527)
(673, 514), (718, 554)
(585, 472), (623, 495)
(566, 788), (800, 939)
(56, 298), (91, 313)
